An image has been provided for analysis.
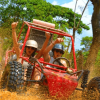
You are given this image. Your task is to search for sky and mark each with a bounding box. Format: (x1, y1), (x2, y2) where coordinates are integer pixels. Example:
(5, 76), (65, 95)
(46, 0), (93, 50)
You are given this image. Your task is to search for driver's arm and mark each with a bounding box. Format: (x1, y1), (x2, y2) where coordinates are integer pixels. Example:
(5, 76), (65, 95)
(35, 32), (50, 59)
(43, 38), (64, 62)
(11, 22), (20, 59)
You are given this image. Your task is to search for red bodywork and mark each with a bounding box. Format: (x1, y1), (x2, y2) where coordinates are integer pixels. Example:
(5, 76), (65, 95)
(44, 69), (78, 98)
(38, 58), (78, 98)
(4, 21), (78, 99)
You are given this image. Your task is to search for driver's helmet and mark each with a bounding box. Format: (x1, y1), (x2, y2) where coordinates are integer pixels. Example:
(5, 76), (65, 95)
(25, 40), (38, 49)
(52, 43), (64, 54)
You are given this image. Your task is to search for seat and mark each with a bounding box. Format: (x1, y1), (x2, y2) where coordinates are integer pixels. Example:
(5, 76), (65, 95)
(29, 28), (53, 51)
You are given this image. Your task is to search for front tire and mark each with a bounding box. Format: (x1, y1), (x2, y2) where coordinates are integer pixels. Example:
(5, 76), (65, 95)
(7, 61), (24, 92)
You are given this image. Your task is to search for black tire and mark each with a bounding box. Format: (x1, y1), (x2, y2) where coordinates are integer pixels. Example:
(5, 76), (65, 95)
(25, 64), (34, 86)
(82, 77), (100, 100)
(26, 64), (34, 80)
(7, 61), (24, 92)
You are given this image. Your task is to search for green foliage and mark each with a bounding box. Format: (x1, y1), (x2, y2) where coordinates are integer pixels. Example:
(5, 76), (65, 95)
(0, 0), (90, 52)
(75, 50), (89, 68)
(76, 36), (93, 66)
(95, 50), (100, 67)
(3, 38), (13, 51)
(82, 51), (89, 60)
(0, 0), (89, 31)
(0, 0), (9, 6)
(77, 28), (82, 34)
(81, 36), (92, 52)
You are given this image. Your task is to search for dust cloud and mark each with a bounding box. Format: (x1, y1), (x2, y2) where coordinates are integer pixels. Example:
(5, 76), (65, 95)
(0, 86), (82, 100)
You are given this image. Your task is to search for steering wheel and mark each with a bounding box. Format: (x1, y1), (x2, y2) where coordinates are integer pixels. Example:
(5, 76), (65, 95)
(29, 57), (44, 73)
(53, 57), (70, 68)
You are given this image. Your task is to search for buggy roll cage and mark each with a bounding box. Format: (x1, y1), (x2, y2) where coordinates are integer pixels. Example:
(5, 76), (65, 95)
(5, 20), (77, 71)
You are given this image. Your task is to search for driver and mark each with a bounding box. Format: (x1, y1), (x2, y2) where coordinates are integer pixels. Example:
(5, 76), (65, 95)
(43, 38), (67, 68)
(1, 22), (50, 83)
(11, 22), (51, 81)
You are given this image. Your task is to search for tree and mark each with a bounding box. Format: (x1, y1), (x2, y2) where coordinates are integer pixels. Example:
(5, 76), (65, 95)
(78, 36), (92, 69)
(81, 36), (92, 52)
(0, 0), (90, 53)
(69, 0), (90, 60)
(84, 0), (100, 78)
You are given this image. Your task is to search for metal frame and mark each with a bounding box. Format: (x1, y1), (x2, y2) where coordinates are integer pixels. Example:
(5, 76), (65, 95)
(5, 21), (77, 71)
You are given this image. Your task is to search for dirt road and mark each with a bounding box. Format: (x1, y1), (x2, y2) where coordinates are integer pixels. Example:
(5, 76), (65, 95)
(0, 88), (82, 100)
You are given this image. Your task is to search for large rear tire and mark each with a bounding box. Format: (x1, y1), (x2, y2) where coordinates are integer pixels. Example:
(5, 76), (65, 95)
(82, 77), (100, 100)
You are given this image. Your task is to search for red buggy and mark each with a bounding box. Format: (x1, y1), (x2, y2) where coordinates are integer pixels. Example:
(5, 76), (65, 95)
(1, 19), (100, 99)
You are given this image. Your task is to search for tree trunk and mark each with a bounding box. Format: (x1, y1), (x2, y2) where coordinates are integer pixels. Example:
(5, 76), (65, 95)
(69, 28), (76, 66)
(77, 50), (84, 70)
(85, 0), (100, 79)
